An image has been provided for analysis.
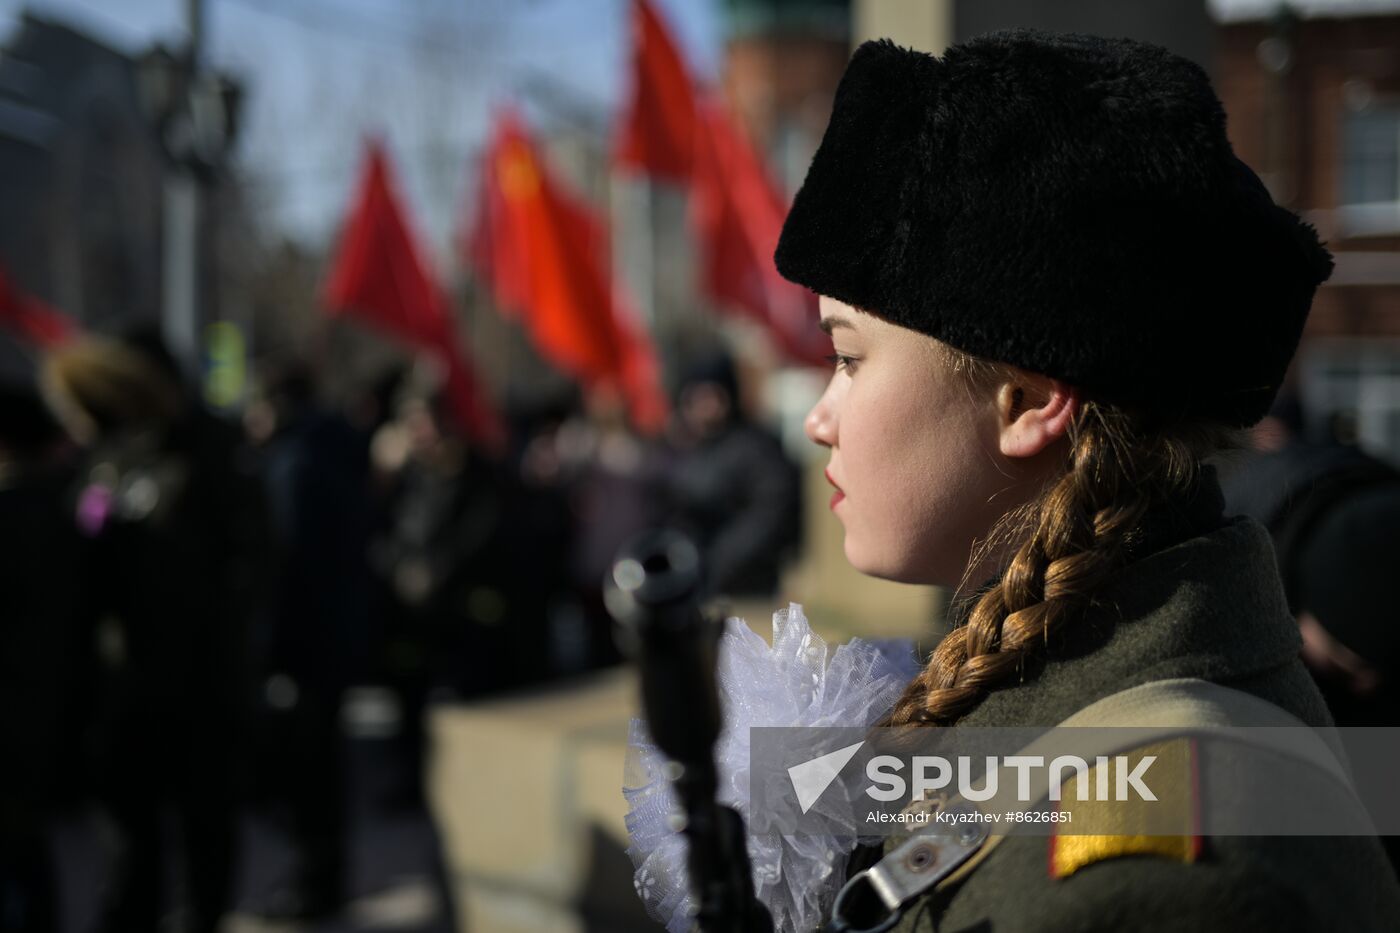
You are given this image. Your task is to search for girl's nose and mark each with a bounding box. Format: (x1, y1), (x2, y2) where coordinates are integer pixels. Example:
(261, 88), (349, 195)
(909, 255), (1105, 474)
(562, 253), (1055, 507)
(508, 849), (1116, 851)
(805, 392), (835, 448)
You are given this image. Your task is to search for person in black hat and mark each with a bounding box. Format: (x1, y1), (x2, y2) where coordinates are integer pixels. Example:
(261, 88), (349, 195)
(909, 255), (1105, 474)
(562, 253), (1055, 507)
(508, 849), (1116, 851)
(769, 30), (1400, 932)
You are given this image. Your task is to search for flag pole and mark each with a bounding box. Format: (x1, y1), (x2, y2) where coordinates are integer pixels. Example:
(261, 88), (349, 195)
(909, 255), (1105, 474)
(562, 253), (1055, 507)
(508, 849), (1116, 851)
(641, 176), (660, 366)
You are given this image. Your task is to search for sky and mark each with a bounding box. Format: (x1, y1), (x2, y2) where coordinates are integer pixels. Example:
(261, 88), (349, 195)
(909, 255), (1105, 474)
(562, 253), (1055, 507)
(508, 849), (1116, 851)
(0, 0), (724, 258)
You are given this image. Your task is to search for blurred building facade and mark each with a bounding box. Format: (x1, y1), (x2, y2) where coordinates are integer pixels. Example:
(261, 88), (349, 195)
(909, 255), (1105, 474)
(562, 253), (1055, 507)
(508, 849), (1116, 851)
(1214, 0), (1400, 462)
(721, 0), (851, 192)
(0, 12), (165, 329)
(0, 9), (259, 405)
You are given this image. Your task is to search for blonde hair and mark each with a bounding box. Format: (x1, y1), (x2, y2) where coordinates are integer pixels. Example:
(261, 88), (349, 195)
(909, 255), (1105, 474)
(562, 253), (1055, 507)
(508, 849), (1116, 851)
(883, 341), (1246, 726)
(40, 337), (185, 443)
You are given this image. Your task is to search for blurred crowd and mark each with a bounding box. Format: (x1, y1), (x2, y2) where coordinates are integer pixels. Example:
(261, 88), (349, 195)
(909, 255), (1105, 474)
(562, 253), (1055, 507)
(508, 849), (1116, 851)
(0, 331), (801, 932)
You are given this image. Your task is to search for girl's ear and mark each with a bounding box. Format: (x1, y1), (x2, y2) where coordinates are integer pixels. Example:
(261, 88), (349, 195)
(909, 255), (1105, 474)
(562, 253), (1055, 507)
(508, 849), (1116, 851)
(996, 376), (1079, 459)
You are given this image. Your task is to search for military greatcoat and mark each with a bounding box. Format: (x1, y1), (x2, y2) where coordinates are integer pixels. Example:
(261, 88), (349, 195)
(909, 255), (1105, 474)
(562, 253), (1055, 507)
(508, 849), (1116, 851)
(870, 471), (1400, 932)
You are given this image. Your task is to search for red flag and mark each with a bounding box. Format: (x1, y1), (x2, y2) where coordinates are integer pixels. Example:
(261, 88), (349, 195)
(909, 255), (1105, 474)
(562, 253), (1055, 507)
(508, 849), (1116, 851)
(324, 139), (503, 447)
(613, 0), (826, 367)
(614, 0), (697, 181)
(0, 263), (74, 347)
(689, 101), (829, 367)
(468, 109), (668, 433)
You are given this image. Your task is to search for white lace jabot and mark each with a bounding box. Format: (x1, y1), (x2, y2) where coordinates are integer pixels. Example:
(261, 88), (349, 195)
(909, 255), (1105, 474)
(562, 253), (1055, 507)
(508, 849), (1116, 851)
(622, 604), (921, 933)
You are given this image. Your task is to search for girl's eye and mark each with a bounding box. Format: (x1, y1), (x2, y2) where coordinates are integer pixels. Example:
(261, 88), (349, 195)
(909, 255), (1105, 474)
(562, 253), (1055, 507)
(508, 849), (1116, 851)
(825, 353), (858, 374)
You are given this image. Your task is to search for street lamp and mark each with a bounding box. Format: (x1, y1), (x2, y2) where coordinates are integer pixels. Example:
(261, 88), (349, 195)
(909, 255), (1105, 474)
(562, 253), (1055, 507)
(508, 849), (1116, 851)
(136, 43), (242, 181)
(135, 40), (244, 392)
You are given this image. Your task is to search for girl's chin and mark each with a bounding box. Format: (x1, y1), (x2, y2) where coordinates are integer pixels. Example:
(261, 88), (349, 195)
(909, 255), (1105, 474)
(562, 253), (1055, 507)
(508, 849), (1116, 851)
(844, 540), (954, 587)
(844, 543), (914, 584)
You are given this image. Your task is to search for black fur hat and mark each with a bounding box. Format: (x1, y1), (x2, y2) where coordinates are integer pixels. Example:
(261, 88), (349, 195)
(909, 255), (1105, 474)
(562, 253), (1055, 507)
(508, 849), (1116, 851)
(775, 31), (1334, 428)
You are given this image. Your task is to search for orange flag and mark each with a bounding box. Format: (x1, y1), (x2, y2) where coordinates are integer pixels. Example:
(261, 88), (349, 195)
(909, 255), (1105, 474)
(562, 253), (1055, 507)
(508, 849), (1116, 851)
(614, 0), (697, 181)
(324, 139), (503, 447)
(468, 109), (668, 433)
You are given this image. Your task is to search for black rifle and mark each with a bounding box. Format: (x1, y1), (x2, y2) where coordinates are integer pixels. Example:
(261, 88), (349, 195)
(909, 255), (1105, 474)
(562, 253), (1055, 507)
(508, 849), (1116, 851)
(606, 529), (774, 933)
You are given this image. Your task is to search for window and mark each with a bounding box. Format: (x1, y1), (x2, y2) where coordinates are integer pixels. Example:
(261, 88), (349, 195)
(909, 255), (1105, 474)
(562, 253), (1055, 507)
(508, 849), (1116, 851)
(1339, 98), (1400, 236)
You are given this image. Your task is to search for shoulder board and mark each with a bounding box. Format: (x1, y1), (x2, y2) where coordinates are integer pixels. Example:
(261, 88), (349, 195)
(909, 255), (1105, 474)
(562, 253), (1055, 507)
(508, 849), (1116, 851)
(1048, 736), (1203, 879)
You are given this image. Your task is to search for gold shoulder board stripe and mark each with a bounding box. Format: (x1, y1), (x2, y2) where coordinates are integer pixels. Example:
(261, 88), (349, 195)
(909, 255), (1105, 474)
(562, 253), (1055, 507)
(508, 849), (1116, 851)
(1048, 737), (1202, 879)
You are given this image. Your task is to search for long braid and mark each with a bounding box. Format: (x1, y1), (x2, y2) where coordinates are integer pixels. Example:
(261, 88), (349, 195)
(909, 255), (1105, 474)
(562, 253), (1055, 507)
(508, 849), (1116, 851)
(884, 399), (1237, 728)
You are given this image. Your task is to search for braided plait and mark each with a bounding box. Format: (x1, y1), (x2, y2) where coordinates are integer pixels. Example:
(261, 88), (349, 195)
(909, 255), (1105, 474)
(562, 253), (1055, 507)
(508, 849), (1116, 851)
(885, 397), (1237, 728)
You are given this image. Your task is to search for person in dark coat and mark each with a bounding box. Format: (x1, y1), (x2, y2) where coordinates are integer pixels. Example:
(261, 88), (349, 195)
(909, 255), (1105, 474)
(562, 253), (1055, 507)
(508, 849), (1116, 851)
(0, 376), (88, 933)
(372, 387), (526, 805)
(246, 364), (370, 919)
(1219, 393), (1400, 870)
(1219, 393), (1400, 726)
(540, 386), (669, 673)
(764, 30), (1400, 932)
(665, 350), (802, 600)
(40, 335), (262, 933)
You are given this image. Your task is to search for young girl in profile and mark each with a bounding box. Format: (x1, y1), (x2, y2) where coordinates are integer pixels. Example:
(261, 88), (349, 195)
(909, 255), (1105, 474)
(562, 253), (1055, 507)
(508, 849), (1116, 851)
(629, 29), (1400, 933)
(779, 30), (1400, 933)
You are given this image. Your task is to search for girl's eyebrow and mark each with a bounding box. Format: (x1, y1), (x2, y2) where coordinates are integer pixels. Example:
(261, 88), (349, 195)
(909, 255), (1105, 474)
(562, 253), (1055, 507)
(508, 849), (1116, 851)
(819, 316), (855, 335)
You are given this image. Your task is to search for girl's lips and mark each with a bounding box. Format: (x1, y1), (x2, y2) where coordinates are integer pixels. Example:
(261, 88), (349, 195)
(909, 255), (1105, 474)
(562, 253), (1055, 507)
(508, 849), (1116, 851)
(825, 469), (844, 510)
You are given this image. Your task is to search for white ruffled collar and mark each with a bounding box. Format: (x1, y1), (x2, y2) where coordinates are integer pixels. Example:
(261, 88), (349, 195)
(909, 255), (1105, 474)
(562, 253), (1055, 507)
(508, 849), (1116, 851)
(623, 604), (921, 933)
